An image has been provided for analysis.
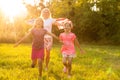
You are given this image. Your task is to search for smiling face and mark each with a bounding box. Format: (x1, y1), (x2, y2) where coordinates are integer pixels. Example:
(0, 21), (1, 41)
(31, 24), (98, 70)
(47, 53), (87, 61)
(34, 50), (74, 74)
(34, 18), (43, 28)
(64, 23), (72, 32)
(41, 8), (51, 19)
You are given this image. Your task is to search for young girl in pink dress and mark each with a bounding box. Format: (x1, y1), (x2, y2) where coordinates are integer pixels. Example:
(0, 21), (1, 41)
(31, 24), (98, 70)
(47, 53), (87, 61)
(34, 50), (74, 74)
(14, 18), (58, 79)
(59, 22), (85, 78)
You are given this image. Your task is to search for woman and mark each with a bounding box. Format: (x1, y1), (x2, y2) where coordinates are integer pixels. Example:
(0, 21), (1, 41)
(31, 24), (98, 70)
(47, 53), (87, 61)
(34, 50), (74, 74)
(40, 8), (58, 70)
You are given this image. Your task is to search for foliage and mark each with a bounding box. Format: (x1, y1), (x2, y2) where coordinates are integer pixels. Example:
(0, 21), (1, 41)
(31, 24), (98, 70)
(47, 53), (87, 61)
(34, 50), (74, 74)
(0, 0), (120, 44)
(51, 0), (120, 44)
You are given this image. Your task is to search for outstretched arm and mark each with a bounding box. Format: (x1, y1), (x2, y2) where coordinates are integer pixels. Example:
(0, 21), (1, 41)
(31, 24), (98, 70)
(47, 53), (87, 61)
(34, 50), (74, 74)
(51, 18), (64, 29)
(46, 32), (59, 40)
(14, 32), (31, 47)
(75, 38), (85, 54)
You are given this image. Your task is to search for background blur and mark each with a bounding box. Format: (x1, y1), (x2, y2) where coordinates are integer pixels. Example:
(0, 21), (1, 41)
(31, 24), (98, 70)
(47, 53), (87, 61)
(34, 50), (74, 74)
(0, 0), (120, 44)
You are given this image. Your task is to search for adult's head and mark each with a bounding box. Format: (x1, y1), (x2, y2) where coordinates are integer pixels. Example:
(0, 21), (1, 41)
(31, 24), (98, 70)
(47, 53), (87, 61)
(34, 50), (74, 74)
(40, 8), (51, 19)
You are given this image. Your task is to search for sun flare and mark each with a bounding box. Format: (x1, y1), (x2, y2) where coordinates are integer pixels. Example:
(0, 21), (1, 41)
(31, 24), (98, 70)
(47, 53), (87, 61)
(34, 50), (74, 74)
(0, 0), (27, 22)
(0, 0), (50, 23)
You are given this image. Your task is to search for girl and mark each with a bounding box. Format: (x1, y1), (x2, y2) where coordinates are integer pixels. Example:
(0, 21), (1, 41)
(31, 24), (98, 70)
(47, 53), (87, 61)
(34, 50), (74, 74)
(14, 18), (58, 78)
(59, 22), (85, 78)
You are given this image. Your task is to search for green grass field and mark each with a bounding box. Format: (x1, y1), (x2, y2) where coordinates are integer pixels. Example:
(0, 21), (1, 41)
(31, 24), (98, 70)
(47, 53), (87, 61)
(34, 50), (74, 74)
(0, 43), (120, 80)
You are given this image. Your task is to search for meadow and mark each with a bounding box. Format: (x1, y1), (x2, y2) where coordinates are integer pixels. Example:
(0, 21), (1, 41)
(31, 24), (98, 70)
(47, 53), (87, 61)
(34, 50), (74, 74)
(0, 43), (120, 80)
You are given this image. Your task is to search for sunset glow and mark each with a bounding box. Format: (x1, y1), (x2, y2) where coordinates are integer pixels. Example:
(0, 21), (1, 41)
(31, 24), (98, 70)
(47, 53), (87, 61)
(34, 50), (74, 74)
(0, 0), (50, 23)
(0, 0), (28, 23)
(24, 0), (50, 6)
(0, 0), (27, 18)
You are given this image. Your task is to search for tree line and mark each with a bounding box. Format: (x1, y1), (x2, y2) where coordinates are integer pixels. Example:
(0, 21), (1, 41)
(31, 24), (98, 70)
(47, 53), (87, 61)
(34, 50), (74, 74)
(0, 0), (120, 44)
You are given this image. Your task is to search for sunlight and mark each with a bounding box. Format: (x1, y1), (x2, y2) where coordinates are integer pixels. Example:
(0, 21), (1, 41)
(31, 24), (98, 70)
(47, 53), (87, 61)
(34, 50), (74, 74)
(24, 0), (50, 6)
(24, 0), (41, 6)
(0, 0), (50, 23)
(44, 0), (50, 3)
(0, 0), (27, 23)
(24, 0), (36, 6)
(44, 0), (50, 6)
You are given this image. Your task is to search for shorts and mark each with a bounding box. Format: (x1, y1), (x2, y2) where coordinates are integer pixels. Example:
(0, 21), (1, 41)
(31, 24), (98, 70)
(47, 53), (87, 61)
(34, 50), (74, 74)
(44, 35), (53, 50)
(62, 53), (76, 58)
(31, 47), (44, 60)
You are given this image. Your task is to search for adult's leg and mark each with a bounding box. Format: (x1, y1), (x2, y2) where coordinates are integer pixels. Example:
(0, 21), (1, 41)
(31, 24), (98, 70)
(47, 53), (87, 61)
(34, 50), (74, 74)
(45, 48), (50, 70)
(44, 36), (53, 70)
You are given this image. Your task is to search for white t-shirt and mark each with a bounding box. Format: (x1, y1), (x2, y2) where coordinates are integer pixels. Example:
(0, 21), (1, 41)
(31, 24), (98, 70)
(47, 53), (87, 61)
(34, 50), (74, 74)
(43, 18), (56, 38)
(43, 18), (56, 33)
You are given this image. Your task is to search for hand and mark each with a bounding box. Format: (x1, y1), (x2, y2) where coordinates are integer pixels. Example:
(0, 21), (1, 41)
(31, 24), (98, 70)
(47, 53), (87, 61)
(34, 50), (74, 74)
(80, 49), (85, 54)
(13, 43), (19, 47)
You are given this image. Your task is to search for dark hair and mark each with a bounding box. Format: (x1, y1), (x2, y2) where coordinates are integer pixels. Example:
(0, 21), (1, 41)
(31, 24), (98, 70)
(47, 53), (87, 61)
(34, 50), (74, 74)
(64, 22), (72, 28)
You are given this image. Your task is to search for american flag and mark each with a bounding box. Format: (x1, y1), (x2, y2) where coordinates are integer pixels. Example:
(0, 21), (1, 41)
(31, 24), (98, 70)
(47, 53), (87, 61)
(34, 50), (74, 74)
(56, 18), (73, 29)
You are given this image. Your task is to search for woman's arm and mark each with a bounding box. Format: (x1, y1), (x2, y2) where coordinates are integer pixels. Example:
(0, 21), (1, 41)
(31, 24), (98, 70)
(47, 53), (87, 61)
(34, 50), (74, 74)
(52, 18), (63, 29)
(14, 32), (31, 47)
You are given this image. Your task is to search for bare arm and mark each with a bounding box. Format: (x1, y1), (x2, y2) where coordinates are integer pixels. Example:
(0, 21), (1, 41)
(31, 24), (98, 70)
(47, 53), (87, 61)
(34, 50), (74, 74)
(14, 32), (31, 47)
(52, 19), (62, 29)
(75, 38), (85, 54)
(46, 32), (59, 40)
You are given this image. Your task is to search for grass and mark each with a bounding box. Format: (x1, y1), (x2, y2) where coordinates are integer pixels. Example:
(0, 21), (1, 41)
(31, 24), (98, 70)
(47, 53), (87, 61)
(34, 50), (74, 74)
(0, 43), (120, 80)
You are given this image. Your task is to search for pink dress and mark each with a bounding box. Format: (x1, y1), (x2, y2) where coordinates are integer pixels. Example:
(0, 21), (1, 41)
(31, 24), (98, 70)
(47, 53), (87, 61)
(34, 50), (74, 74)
(31, 28), (47, 60)
(59, 32), (76, 56)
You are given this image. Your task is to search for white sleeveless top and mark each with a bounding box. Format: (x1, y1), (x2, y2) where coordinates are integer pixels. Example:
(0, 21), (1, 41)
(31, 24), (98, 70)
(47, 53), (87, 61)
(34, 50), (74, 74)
(43, 18), (56, 38)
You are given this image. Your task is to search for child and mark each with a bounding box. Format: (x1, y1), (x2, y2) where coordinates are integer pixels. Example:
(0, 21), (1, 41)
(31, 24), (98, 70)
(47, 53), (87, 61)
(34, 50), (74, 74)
(59, 22), (84, 78)
(14, 18), (58, 78)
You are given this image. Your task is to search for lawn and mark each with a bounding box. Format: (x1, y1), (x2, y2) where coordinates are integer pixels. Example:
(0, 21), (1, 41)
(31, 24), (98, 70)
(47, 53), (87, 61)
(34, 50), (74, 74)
(0, 43), (120, 80)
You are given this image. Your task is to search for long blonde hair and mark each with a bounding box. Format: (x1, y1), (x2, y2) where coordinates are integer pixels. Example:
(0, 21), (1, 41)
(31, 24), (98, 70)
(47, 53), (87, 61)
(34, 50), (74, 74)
(40, 8), (52, 19)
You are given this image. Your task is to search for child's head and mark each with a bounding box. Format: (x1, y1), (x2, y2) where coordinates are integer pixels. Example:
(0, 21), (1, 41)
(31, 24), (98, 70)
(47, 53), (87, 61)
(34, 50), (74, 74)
(64, 22), (72, 32)
(34, 18), (43, 28)
(40, 8), (51, 19)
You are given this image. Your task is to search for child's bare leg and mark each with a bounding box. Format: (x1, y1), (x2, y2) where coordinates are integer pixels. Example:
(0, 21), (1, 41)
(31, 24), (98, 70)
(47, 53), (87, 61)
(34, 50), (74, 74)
(38, 59), (43, 77)
(67, 57), (72, 76)
(31, 59), (37, 68)
(62, 57), (68, 73)
(63, 57), (67, 67)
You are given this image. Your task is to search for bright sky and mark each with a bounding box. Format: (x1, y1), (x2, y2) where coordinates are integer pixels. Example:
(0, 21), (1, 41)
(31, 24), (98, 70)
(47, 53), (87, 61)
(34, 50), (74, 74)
(0, 0), (27, 17)
(0, 0), (49, 23)
(0, 0), (27, 23)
